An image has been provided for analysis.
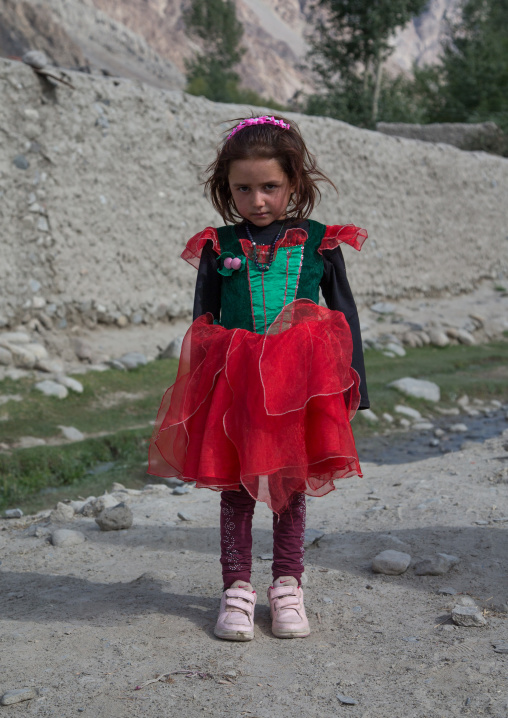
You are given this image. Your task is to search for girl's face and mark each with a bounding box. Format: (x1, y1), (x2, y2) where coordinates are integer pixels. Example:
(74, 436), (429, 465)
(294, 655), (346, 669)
(228, 157), (295, 227)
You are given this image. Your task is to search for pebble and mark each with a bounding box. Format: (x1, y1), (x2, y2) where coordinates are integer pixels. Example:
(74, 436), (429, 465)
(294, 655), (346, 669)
(23, 49), (48, 68)
(304, 528), (325, 547)
(370, 302), (396, 314)
(360, 408), (378, 422)
(372, 550), (411, 575)
(83, 494), (121, 518)
(492, 516), (508, 523)
(177, 511), (193, 521)
(399, 418), (411, 428)
(382, 412), (394, 423)
(0, 332), (30, 345)
(95, 503), (133, 531)
(413, 422), (434, 431)
(0, 688), (36, 706)
(388, 378), (440, 402)
(13, 155), (29, 170)
(258, 553), (273, 560)
(36, 358), (65, 374)
(385, 342), (406, 357)
(428, 329), (449, 347)
(394, 405), (422, 420)
(35, 380), (68, 399)
(450, 423), (468, 433)
(160, 336), (184, 359)
(456, 329), (476, 345)
(50, 502), (75, 523)
(451, 605), (486, 627)
(4, 508), (23, 519)
(7, 344), (36, 368)
(429, 438), (440, 447)
(474, 519), (489, 525)
(57, 376), (84, 393)
(59, 425), (85, 441)
(437, 586), (457, 595)
(336, 693), (358, 705)
(51, 529), (86, 548)
(434, 428), (445, 438)
(0, 347), (12, 365)
(414, 553), (459, 576)
(173, 485), (192, 495)
(73, 338), (93, 362)
(118, 352), (148, 370)
(493, 642), (508, 654)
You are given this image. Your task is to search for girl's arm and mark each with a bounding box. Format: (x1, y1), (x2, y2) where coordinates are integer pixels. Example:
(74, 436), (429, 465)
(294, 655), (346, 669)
(320, 246), (370, 410)
(193, 239), (222, 321)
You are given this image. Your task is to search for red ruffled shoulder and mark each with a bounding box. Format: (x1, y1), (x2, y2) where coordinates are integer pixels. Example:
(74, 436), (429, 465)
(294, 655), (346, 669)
(319, 224), (368, 254)
(181, 227), (221, 269)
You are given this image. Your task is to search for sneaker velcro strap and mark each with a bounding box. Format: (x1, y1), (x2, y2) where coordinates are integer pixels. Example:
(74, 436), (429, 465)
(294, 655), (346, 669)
(225, 597), (255, 613)
(270, 586), (298, 598)
(225, 589), (255, 602)
(275, 596), (300, 609)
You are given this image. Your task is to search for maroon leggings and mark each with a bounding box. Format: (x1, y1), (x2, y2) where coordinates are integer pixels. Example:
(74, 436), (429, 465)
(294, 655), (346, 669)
(220, 486), (306, 589)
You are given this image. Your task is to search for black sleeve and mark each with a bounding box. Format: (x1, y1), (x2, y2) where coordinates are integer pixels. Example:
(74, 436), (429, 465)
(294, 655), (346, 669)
(193, 240), (222, 321)
(320, 246), (370, 410)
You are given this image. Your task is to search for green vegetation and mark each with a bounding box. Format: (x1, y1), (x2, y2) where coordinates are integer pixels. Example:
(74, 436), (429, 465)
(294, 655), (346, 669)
(304, 0), (508, 153)
(184, 0), (285, 110)
(1, 342), (507, 512)
(306, 0), (428, 126)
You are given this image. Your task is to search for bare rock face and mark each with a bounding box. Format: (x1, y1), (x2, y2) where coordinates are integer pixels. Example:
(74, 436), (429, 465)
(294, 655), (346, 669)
(377, 122), (506, 154)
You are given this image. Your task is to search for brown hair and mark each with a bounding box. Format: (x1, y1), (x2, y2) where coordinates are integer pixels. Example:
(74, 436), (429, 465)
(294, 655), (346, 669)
(204, 115), (337, 224)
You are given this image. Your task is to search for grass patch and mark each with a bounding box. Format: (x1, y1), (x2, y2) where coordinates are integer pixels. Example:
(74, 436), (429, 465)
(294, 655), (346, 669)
(1, 341), (507, 512)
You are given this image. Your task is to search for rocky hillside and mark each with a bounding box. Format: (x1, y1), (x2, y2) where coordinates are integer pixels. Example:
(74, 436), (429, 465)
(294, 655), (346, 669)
(0, 59), (507, 332)
(1, 0), (458, 104)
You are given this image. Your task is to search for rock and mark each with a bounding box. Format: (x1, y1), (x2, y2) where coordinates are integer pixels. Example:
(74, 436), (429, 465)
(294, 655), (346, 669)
(428, 329), (449, 347)
(7, 343), (36, 369)
(0, 347), (12, 365)
(35, 358), (65, 374)
(157, 476), (184, 488)
(56, 376), (84, 393)
(457, 394), (469, 408)
(337, 693), (358, 705)
(450, 423), (468, 433)
(50, 502), (75, 523)
(438, 586), (457, 595)
(82, 494), (119, 517)
(25, 343), (48, 361)
(73, 338), (93, 362)
(173, 485), (192, 495)
(394, 405), (422, 420)
(434, 428), (445, 438)
(388, 378), (440, 402)
(177, 511), (193, 521)
(451, 605), (486, 627)
(108, 359), (127, 370)
(118, 352), (147, 369)
(413, 422), (434, 431)
(95, 503), (133, 531)
(143, 484), (170, 492)
(414, 554), (459, 576)
(70, 500), (87, 514)
(370, 302), (396, 314)
(360, 408), (378, 422)
(0, 332), (31, 345)
(372, 550), (411, 575)
(399, 418), (411, 428)
(304, 528), (325, 548)
(493, 642), (508, 654)
(385, 342), (406, 357)
(18, 436), (46, 448)
(382, 412), (394, 423)
(436, 407), (460, 416)
(13, 155), (29, 170)
(0, 394), (23, 406)
(4, 508), (23, 518)
(429, 438), (440, 447)
(259, 553), (273, 560)
(22, 50), (48, 69)
(160, 336), (184, 359)
(35, 380), (68, 399)
(0, 688), (37, 706)
(51, 529), (86, 547)
(457, 329), (476, 345)
(59, 426), (85, 441)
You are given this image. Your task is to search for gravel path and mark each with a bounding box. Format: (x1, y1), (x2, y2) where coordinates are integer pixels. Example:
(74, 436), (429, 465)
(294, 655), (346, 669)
(1, 420), (507, 717)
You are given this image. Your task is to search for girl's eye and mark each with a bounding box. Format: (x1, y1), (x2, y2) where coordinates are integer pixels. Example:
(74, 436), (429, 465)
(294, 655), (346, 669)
(238, 186), (249, 193)
(265, 184), (276, 190)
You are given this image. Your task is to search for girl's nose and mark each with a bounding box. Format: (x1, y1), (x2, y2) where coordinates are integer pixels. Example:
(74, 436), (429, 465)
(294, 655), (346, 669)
(252, 191), (265, 207)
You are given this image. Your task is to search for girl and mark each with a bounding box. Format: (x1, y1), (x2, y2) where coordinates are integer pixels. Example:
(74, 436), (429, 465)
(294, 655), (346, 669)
(149, 115), (369, 641)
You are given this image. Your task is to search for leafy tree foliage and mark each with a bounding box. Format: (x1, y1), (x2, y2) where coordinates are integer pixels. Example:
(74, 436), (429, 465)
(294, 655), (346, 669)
(306, 0), (428, 126)
(184, 0), (286, 109)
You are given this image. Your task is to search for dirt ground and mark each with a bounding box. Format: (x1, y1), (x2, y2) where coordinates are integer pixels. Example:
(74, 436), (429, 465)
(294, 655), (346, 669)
(1, 420), (507, 718)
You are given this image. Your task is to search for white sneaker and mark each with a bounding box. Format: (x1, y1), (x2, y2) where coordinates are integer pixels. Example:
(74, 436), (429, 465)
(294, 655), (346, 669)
(214, 580), (256, 641)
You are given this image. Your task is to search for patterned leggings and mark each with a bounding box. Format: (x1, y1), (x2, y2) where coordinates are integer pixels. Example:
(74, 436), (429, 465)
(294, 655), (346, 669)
(220, 486), (306, 589)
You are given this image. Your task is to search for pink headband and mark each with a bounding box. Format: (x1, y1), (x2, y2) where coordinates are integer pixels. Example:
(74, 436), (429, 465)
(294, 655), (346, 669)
(226, 115), (291, 141)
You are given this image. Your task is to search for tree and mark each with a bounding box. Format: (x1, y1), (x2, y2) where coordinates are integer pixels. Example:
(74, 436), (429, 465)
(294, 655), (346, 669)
(306, 0), (428, 126)
(184, 0), (245, 104)
(430, 0), (508, 132)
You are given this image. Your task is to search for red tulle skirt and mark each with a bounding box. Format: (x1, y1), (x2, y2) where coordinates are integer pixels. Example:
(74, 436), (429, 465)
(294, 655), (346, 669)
(148, 299), (362, 514)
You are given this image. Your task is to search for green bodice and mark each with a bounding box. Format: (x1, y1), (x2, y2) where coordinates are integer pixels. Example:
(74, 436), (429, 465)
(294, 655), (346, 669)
(217, 220), (326, 334)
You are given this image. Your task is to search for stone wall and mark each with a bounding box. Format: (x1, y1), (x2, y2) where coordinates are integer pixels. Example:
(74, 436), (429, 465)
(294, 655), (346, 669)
(0, 60), (507, 330)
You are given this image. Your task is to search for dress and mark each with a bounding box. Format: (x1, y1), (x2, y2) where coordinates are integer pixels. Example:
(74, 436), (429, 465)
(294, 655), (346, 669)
(148, 219), (368, 514)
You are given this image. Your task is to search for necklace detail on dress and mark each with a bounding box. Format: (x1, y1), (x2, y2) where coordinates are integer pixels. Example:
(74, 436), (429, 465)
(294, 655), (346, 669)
(245, 222), (285, 273)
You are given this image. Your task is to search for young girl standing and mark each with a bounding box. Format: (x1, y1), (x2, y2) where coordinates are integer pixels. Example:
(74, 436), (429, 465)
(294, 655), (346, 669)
(149, 115), (369, 641)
